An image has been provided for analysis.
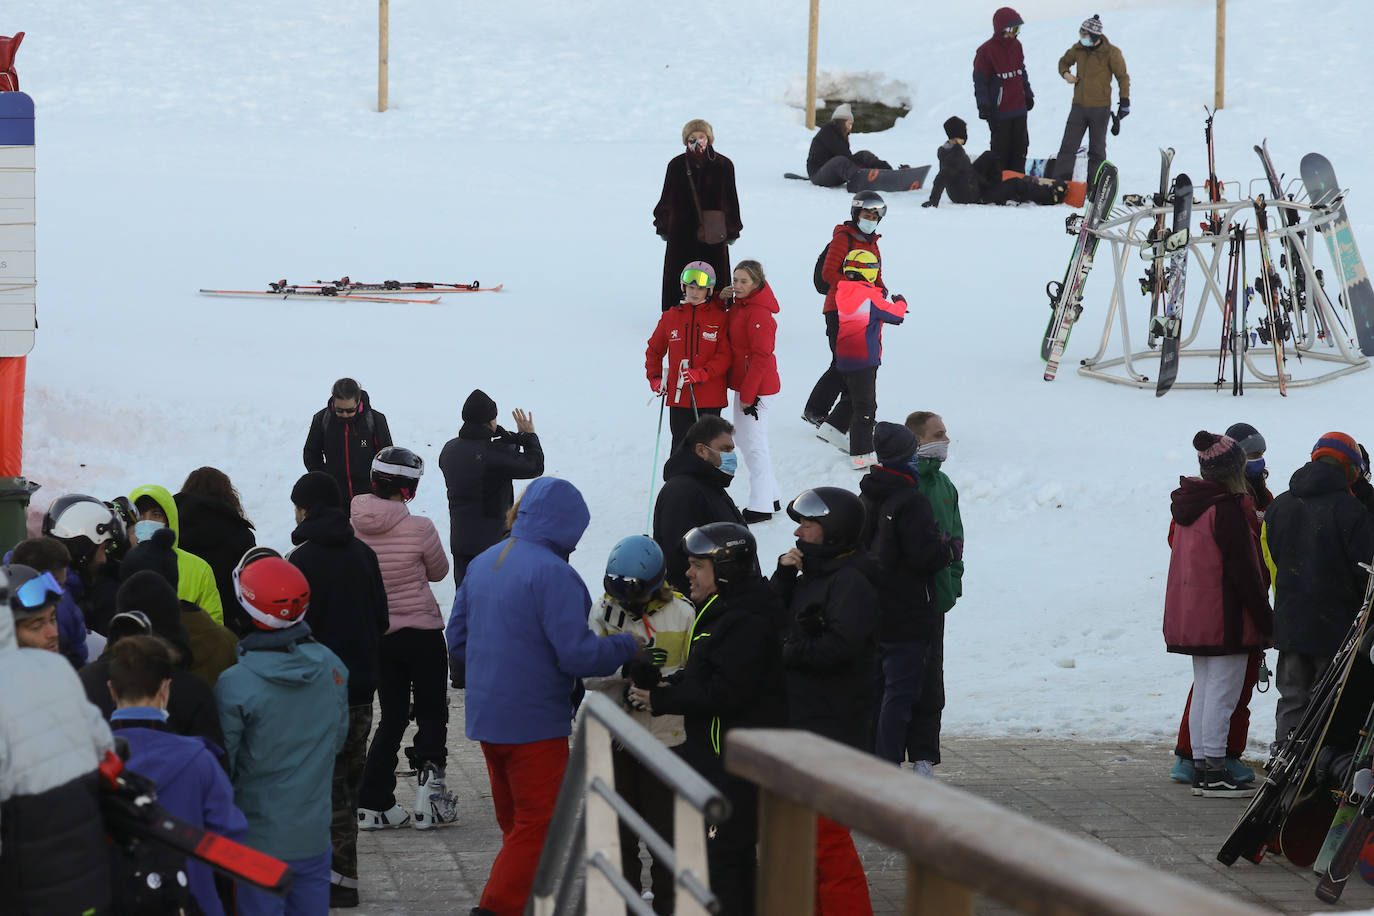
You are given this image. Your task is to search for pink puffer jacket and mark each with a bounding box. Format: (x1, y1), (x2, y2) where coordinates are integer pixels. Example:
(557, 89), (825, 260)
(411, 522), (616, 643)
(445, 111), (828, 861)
(350, 494), (450, 632)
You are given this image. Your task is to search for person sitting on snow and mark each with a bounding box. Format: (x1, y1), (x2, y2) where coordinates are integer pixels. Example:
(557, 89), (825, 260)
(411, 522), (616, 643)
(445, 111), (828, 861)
(806, 103), (895, 188)
(923, 117), (1064, 208)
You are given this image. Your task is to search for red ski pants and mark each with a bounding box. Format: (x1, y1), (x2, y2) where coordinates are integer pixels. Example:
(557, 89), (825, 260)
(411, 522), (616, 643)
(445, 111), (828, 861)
(1174, 649), (1262, 758)
(815, 814), (873, 915)
(478, 737), (570, 916)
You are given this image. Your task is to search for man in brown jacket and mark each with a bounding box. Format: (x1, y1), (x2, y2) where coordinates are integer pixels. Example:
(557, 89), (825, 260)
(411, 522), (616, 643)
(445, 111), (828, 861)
(1050, 14), (1129, 186)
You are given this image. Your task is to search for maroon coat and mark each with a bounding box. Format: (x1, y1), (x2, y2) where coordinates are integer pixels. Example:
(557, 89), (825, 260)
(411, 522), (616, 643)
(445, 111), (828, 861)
(821, 223), (883, 314)
(1162, 477), (1272, 656)
(972, 7), (1033, 119)
(725, 284), (781, 403)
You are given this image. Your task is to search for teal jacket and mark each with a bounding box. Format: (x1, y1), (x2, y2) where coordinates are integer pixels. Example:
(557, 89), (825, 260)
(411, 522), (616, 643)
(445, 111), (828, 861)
(213, 621), (349, 860)
(914, 457), (964, 613)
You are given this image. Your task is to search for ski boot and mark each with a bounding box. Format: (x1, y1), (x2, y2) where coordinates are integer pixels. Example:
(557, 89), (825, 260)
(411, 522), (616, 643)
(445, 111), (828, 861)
(358, 803), (411, 830)
(1149, 314), (1180, 344)
(414, 763), (459, 830)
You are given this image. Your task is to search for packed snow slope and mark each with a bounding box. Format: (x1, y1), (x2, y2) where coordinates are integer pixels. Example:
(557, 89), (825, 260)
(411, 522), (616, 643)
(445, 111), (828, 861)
(12, 0), (1374, 747)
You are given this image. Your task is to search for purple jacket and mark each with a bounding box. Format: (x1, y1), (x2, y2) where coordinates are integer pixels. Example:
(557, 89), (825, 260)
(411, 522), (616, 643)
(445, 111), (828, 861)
(112, 708), (247, 916)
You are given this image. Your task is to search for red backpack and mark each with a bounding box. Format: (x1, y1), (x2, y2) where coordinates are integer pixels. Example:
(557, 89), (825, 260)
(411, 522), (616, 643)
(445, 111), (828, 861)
(0, 32), (24, 92)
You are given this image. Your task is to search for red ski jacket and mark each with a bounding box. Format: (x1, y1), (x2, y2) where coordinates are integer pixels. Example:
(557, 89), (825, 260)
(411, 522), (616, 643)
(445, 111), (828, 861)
(822, 223), (884, 313)
(646, 297), (731, 409)
(726, 284), (781, 403)
(835, 279), (906, 371)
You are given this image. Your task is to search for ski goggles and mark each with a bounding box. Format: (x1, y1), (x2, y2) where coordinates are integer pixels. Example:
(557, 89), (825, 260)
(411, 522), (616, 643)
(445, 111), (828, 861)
(107, 610), (153, 638)
(788, 488), (835, 520)
(680, 268), (714, 288)
(6, 568), (63, 614)
(1004, 25), (1021, 36)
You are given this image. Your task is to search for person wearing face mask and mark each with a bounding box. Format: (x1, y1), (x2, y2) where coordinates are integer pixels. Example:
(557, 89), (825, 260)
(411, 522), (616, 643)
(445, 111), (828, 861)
(130, 483), (226, 626)
(646, 262), (733, 454)
(803, 192), (889, 446)
(1226, 422), (1274, 514)
(771, 487), (880, 916)
(972, 7), (1034, 175)
(652, 118), (742, 312)
(860, 423), (960, 781)
(805, 103), (894, 188)
(1050, 14), (1129, 187)
(652, 415), (750, 595)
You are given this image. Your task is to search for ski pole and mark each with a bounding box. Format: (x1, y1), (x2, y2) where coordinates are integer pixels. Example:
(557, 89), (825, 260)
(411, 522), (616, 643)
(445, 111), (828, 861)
(645, 392), (667, 534)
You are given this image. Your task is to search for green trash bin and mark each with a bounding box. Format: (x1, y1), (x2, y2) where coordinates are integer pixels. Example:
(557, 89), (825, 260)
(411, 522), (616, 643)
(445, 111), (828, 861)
(0, 477), (40, 558)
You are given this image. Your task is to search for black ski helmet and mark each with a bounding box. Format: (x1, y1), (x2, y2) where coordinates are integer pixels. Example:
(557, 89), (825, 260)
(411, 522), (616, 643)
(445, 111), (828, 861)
(371, 447), (425, 501)
(603, 535), (667, 607)
(681, 522), (756, 594)
(850, 190), (887, 223)
(42, 493), (123, 569)
(786, 487), (867, 551)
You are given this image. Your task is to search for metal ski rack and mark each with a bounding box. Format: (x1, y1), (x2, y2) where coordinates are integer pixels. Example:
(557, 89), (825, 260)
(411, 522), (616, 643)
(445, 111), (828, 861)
(1074, 193), (1367, 390)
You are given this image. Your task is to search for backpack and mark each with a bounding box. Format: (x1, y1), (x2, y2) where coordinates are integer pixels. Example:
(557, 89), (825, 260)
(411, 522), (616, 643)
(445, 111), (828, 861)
(813, 242), (831, 294)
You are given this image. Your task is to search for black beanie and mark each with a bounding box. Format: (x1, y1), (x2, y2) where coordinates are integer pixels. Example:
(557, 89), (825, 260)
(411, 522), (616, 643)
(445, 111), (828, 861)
(114, 569), (194, 665)
(874, 421), (918, 466)
(291, 471), (340, 514)
(461, 388), (498, 424)
(121, 526), (180, 587)
(943, 116), (968, 142)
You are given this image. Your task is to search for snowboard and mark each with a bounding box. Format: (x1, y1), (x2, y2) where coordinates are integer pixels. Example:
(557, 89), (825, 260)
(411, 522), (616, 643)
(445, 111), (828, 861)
(1151, 174), (1193, 396)
(1301, 153), (1374, 356)
(845, 165), (931, 193)
(1042, 161), (1118, 378)
(783, 172), (809, 180)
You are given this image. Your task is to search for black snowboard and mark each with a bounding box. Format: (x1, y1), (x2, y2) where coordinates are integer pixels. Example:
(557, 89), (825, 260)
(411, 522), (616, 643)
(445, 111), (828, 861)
(845, 165), (931, 193)
(1154, 174), (1193, 396)
(1301, 153), (1374, 356)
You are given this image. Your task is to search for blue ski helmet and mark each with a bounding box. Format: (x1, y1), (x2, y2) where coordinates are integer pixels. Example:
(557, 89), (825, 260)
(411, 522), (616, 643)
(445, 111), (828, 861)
(604, 535), (667, 607)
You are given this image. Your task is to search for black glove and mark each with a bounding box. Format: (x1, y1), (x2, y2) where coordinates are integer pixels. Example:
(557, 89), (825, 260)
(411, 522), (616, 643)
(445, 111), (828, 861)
(978, 107), (992, 121)
(450, 660), (466, 689)
(1026, 96), (1035, 111)
(1117, 98), (1130, 119)
(892, 294), (907, 304)
(742, 398), (761, 419)
(796, 604), (826, 637)
(921, 200), (936, 209)
(625, 645), (668, 686)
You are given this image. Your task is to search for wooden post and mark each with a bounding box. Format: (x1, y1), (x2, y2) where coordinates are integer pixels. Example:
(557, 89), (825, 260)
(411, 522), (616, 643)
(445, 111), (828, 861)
(378, 0), (389, 112)
(1214, 0), (1225, 110)
(582, 718), (622, 915)
(804, 0), (819, 129)
(756, 789), (815, 915)
(905, 857), (974, 916)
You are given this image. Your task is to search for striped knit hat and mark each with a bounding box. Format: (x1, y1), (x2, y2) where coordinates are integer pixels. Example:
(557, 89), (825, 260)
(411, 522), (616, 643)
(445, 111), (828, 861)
(1193, 430), (1246, 481)
(1312, 432), (1366, 475)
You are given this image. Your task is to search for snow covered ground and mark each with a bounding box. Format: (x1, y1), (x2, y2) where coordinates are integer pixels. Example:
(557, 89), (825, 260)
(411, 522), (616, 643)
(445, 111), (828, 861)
(10, 0), (1374, 751)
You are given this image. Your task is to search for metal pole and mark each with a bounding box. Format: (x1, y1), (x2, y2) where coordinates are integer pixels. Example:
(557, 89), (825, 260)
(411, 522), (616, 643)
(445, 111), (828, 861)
(805, 0), (819, 129)
(1214, 0), (1225, 110)
(378, 0), (389, 112)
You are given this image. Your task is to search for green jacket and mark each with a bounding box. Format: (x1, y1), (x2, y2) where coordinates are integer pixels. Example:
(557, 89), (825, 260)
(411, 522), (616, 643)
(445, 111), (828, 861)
(129, 484), (226, 624)
(1057, 38), (1129, 109)
(914, 457), (964, 613)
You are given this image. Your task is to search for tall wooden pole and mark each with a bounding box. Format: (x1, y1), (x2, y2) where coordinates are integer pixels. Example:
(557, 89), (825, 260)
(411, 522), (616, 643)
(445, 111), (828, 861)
(805, 0), (819, 129)
(379, 0), (389, 112)
(1214, 0), (1225, 110)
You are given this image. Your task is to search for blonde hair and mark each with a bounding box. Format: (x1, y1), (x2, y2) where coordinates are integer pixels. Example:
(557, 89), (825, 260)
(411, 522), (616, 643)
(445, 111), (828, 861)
(734, 260), (766, 290)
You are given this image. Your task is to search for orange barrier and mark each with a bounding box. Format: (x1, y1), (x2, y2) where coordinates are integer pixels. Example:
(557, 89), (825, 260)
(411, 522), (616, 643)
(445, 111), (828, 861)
(0, 356), (25, 476)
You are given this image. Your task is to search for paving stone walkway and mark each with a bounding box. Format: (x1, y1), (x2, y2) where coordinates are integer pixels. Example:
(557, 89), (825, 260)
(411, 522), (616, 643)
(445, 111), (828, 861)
(344, 693), (1374, 914)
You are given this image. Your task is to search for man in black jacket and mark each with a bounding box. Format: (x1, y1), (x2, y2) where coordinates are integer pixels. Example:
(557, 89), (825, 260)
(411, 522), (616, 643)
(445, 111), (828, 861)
(630, 522), (784, 916)
(652, 415), (748, 594)
(771, 487), (879, 915)
(302, 378), (393, 509)
(438, 389), (544, 588)
(286, 471), (389, 908)
(858, 423), (958, 777)
(1264, 432), (1374, 747)
(806, 103), (893, 187)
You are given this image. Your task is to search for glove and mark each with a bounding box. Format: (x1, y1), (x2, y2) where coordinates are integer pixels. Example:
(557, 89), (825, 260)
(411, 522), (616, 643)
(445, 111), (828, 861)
(682, 368), (707, 384)
(978, 107), (993, 121)
(742, 398), (761, 419)
(649, 376), (662, 394)
(1353, 476), (1374, 511)
(626, 646), (668, 688)
(1361, 444), (1371, 481)
(657, 233), (668, 242)
(942, 533), (965, 564)
(449, 660), (466, 689)
(892, 294), (906, 304)
(796, 604), (826, 637)
(1026, 96), (1035, 111)
(727, 238), (736, 246)
(1117, 98), (1130, 119)
(921, 200), (936, 209)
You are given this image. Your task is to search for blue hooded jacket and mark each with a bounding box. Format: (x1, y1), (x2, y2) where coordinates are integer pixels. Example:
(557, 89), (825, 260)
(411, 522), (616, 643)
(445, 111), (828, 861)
(112, 709), (246, 916)
(212, 621), (348, 860)
(446, 477), (639, 744)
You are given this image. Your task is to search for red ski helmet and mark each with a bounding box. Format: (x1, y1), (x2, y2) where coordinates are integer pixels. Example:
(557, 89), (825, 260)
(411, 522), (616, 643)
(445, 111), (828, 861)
(233, 553), (310, 630)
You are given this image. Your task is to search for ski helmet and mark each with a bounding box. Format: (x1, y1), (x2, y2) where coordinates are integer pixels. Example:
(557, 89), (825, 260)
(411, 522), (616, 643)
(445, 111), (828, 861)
(682, 522), (756, 594)
(233, 554), (310, 630)
(371, 446), (424, 501)
(850, 190), (887, 223)
(842, 249), (880, 282)
(1, 563), (64, 621)
(42, 494), (123, 568)
(604, 535), (667, 608)
(786, 487), (868, 552)
(680, 261), (717, 290)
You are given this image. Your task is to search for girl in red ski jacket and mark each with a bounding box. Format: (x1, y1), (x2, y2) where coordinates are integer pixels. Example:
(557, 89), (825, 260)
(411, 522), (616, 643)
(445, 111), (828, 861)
(1162, 431), (1272, 797)
(832, 254), (906, 464)
(722, 260), (781, 521)
(646, 262), (732, 453)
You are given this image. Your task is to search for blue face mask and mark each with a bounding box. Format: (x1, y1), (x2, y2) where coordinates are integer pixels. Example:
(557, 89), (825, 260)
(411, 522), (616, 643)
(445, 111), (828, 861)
(717, 451), (738, 476)
(133, 519), (166, 543)
(1080, 36), (1096, 47)
(1246, 457), (1266, 477)
(858, 218), (880, 234)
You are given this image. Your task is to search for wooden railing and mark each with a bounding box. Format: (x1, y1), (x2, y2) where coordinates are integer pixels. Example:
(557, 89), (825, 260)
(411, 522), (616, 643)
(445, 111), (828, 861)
(726, 729), (1271, 916)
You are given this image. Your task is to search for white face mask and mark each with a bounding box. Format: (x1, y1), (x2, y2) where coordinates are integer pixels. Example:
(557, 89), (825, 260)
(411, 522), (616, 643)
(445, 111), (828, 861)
(916, 440), (950, 462)
(858, 218), (879, 234)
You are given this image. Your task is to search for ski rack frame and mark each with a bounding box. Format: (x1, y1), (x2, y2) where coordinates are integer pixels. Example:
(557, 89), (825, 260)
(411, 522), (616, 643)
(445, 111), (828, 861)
(1073, 193), (1367, 390)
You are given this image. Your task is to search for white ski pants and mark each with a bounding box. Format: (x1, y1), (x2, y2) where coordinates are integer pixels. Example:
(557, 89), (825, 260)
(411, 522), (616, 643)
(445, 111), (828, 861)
(1190, 654), (1250, 761)
(731, 393), (780, 513)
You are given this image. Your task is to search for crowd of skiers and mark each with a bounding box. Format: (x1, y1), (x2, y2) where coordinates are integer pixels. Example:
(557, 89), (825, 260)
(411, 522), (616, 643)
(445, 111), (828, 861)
(1163, 424), (1374, 800)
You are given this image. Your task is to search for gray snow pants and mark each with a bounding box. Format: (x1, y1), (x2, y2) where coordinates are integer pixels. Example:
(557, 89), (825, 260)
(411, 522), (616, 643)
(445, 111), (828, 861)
(1052, 104), (1111, 185)
(1274, 650), (1331, 749)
